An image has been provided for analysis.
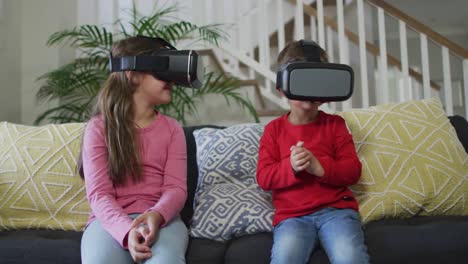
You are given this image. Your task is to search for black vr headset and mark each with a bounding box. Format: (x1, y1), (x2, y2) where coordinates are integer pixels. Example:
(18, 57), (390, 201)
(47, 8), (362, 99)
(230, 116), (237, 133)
(276, 40), (354, 102)
(109, 36), (204, 88)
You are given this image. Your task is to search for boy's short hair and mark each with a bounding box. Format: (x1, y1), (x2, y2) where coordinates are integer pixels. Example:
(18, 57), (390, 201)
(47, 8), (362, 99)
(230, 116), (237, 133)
(277, 40), (329, 68)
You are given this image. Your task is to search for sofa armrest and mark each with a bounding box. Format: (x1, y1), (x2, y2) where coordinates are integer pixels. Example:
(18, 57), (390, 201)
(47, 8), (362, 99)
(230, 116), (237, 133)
(181, 125), (225, 227)
(448, 115), (468, 153)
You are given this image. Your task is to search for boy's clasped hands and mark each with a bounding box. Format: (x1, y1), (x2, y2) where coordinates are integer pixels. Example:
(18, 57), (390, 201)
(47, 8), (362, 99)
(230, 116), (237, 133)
(290, 141), (324, 177)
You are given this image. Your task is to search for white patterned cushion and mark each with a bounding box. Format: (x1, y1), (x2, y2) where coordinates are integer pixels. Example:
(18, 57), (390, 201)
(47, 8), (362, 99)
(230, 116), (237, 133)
(190, 124), (273, 242)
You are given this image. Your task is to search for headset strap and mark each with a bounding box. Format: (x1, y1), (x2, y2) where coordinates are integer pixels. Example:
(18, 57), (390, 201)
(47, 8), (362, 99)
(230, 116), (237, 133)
(300, 40), (321, 62)
(109, 55), (169, 72)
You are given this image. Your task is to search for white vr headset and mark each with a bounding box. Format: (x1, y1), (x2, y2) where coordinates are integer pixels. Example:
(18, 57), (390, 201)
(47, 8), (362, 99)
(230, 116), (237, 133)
(276, 40), (354, 102)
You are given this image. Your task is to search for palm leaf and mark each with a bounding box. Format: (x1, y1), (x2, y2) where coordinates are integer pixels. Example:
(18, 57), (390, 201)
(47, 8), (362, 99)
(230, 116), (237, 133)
(47, 25), (113, 52)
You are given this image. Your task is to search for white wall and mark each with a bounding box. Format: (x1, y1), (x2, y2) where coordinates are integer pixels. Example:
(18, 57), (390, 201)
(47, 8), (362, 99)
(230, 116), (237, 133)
(0, 0), (77, 125)
(0, 0), (21, 123)
(20, 0), (78, 125)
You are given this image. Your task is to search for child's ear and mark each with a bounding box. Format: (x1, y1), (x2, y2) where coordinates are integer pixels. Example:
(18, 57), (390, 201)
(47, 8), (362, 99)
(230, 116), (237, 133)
(125, 71), (142, 85)
(125, 71), (132, 81)
(277, 88), (286, 98)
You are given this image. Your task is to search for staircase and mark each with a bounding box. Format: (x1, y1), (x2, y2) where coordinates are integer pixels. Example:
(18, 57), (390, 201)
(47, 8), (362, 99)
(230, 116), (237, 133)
(195, 0), (468, 122)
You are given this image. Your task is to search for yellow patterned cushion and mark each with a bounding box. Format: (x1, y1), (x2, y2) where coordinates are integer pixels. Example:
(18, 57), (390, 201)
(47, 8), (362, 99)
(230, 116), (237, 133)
(0, 122), (90, 231)
(339, 97), (468, 223)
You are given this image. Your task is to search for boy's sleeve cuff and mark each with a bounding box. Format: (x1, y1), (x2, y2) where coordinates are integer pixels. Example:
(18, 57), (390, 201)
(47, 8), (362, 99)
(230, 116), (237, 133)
(315, 155), (332, 183)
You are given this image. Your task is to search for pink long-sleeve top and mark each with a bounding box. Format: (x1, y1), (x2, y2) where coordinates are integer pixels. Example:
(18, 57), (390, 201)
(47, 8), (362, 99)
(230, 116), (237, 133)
(82, 113), (187, 247)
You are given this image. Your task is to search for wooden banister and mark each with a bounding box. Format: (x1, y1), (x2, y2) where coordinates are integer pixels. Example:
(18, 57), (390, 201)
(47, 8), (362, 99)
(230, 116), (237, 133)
(367, 0), (468, 59)
(288, 0), (441, 90)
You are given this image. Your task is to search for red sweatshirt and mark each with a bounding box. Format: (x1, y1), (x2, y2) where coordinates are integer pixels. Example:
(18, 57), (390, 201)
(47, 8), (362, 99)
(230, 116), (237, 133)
(256, 111), (362, 226)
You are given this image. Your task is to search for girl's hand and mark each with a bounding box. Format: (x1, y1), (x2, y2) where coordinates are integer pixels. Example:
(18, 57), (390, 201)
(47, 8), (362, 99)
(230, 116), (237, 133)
(128, 226), (152, 262)
(131, 211), (163, 247)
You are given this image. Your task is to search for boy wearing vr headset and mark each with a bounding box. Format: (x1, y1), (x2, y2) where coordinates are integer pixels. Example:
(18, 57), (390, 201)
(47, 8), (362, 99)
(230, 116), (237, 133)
(256, 40), (369, 264)
(79, 36), (202, 264)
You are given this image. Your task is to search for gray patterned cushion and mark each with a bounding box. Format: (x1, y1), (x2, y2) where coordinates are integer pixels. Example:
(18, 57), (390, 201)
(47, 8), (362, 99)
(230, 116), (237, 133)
(190, 124), (274, 242)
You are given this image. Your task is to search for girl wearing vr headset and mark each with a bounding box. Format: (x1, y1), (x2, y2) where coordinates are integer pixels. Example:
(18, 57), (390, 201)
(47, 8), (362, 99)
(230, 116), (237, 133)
(256, 40), (369, 264)
(79, 36), (188, 264)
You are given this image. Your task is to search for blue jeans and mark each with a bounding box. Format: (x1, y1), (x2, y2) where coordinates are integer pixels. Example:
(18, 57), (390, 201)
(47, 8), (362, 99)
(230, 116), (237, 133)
(81, 214), (188, 264)
(271, 208), (369, 264)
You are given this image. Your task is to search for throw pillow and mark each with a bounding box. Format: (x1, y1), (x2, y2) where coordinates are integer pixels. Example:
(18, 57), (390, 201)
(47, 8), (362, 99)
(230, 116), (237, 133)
(339, 97), (468, 223)
(0, 122), (90, 231)
(190, 124), (274, 242)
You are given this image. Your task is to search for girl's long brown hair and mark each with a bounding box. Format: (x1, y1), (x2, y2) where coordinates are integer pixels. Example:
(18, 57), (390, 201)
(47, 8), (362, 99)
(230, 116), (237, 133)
(78, 37), (165, 186)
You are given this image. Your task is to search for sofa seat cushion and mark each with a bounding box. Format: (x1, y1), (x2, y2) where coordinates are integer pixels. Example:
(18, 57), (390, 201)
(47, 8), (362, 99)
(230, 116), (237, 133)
(364, 215), (468, 264)
(186, 237), (226, 264)
(0, 229), (82, 264)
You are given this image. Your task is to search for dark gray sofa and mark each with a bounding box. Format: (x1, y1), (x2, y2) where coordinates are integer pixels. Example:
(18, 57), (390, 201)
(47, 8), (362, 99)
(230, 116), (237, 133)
(1, 115), (467, 264)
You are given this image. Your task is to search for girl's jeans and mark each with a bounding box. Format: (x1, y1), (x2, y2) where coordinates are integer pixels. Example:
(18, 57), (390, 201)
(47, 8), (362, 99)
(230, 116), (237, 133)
(81, 214), (188, 264)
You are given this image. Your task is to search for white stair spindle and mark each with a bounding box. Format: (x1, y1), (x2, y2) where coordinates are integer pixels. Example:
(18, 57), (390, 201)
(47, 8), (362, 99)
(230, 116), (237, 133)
(310, 17), (317, 42)
(420, 33), (431, 98)
(399, 20), (411, 102)
(342, 36), (352, 110)
(357, 0), (368, 108)
(442, 47), (453, 115)
(326, 26), (334, 63)
(337, 0), (346, 64)
(317, 0), (325, 48)
(112, 0), (119, 33)
(463, 59), (468, 118)
(337, 0), (351, 110)
(258, 2), (266, 65)
(263, 0), (270, 70)
(377, 7), (388, 104)
(276, 0), (285, 52)
(295, 0), (305, 39)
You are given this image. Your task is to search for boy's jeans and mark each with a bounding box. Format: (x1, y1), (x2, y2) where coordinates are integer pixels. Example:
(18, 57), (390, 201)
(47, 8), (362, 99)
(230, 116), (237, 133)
(271, 208), (369, 264)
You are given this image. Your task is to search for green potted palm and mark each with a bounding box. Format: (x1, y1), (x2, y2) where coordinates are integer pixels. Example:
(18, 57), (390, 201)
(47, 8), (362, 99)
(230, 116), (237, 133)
(35, 3), (259, 125)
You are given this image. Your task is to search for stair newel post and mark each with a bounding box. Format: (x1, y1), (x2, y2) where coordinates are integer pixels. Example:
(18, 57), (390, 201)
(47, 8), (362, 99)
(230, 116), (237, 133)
(336, 0), (351, 110)
(442, 47), (453, 115)
(276, 0), (285, 53)
(464, 59), (468, 118)
(357, 0), (369, 108)
(317, 0), (325, 48)
(294, 0), (305, 40)
(399, 20), (411, 103)
(377, 7), (388, 105)
(420, 33), (431, 99)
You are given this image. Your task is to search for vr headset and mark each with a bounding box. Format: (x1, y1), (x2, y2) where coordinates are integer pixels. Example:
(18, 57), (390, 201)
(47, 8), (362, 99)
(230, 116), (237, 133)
(109, 36), (204, 89)
(276, 40), (354, 102)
